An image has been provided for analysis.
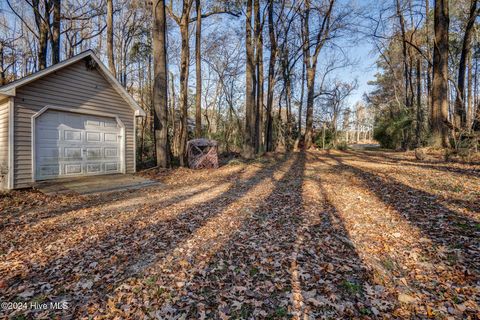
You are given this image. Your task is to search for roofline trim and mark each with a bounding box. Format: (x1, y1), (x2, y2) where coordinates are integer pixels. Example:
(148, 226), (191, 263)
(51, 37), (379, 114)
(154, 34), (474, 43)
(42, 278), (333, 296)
(0, 50), (146, 117)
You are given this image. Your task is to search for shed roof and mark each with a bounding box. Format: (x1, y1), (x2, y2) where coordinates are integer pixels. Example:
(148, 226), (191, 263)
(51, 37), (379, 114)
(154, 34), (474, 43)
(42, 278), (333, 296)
(187, 139), (218, 147)
(0, 50), (146, 116)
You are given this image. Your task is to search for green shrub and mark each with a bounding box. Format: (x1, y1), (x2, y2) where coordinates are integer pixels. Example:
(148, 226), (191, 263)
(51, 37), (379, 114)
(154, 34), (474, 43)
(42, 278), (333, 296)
(337, 141), (348, 150)
(373, 112), (412, 149)
(313, 128), (334, 149)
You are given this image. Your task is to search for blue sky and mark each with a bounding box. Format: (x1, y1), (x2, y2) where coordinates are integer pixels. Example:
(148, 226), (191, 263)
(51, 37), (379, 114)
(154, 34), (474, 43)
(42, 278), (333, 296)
(0, 0), (381, 108)
(342, 41), (378, 105)
(330, 0), (380, 106)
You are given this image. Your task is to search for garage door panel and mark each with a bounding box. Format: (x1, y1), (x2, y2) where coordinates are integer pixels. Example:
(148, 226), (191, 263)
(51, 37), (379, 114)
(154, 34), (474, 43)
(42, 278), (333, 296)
(38, 147), (60, 159)
(104, 120), (117, 128)
(86, 163), (102, 173)
(65, 163), (83, 175)
(64, 130), (82, 142)
(64, 114), (84, 128)
(38, 164), (60, 177)
(86, 132), (101, 142)
(86, 148), (102, 160)
(64, 147), (82, 160)
(38, 129), (59, 140)
(104, 148), (118, 158)
(85, 119), (101, 127)
(35, 110), (122, 180)
(104, 133), (118, 142)
(105, 162), (119, 172)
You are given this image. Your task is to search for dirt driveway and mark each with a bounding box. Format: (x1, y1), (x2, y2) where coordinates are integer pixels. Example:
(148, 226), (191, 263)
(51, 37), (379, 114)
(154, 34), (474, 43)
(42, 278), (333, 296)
(0, 150), (478, 319)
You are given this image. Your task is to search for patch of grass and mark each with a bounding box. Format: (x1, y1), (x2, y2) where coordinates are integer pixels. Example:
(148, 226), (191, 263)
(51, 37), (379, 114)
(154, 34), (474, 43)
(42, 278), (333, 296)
(227, 159), (244, 166)
(254, 156), (274, 164)
(452, 295), (462, 304)
(456, 222), (469, 230)
(144, 276), (158, 287)
(274, 306), (288, 317)
(30, 294), (47, 304)
(133, 286), (141, 294)
(381, 257), (396, 271)
(264, 306), (289, 320)
(341, 280), (362, 295)
(453, 243), (464, 249)
(452, 185), (464, 193)
(154, 286), (168, 299)
(231, 304), (253, 319)
(446, 253), (458, 265)
(359, 307), (372, 315)
(428, 180), (464, 193)
(249, 266), (259, 277)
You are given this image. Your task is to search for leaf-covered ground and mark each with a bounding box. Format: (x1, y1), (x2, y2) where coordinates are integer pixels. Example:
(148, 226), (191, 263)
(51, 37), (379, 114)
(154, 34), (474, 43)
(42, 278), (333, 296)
(0, 150), (479, 319)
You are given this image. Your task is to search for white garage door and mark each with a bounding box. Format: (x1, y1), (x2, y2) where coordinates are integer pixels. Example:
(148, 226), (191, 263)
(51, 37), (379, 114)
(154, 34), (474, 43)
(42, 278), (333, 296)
(35, 110), (123, 180)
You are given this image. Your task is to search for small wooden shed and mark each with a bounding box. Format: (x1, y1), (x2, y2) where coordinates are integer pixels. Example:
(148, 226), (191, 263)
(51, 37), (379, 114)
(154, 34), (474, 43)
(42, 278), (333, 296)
(0, 50), (146, 190)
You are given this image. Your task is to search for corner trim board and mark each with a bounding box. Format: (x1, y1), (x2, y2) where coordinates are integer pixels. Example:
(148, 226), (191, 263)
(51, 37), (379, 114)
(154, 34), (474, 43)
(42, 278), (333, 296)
(8, 97), (14, 189)
(133, 115), (137, 173)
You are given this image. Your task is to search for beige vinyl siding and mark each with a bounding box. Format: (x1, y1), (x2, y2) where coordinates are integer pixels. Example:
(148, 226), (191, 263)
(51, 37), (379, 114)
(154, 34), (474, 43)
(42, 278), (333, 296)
(0, 98), (9, 189)
(13, 59), (135, 188)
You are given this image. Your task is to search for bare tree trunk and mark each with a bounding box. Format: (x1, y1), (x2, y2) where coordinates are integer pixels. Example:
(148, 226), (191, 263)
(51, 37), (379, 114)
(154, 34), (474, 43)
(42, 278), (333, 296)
(32, 0), (49, 70)
(431, 0), (450, 147)
(426, 0), (433, 116)
(138, 62), (146, 163)
(304, 67), (315, 149)
(51, 0), (61, 64)
(169, 71), (178, 156)
(474, 55), (478, 120)
(179, 12), (190, 166)
(153, 0), (170, 168)
(302, 0), (334, 149)
(194, 0), (202, 138)
(396, 0), (411, 108)
(107, 0), (116, 77)
(265, 0), (276, 152)
(282, 49), (293, 150)
(254, 0), (263, 153)
(416, 58), (423, 146)
(467, 47), (474, 129)
(298, 59), (305, 137)
(244, 0), (256, 158)
(0, 45), (5, 86)
(302, 2), (314, 149)
(148, 55), (154, 159)
(455, 0), (477, 129)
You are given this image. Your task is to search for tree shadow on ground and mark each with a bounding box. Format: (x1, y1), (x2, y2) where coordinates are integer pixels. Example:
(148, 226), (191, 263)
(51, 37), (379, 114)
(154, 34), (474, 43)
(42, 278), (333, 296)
(340, 150), (480, 213)
(344, 149), (480, 178)
(326, 153), (479, 276)
(0, 155), (291, 319)
(164, 152), (375, 319)
(0, 164), (250, 230)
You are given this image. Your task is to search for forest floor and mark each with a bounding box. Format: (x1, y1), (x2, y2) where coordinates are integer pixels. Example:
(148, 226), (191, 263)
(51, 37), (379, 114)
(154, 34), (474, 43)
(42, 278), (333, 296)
(0, 149), (479, 319)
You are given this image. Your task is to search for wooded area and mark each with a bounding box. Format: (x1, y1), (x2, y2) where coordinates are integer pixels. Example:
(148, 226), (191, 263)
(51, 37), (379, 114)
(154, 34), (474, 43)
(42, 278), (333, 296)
(1, 1), (479, 318)
(370, 0), (480, 153)
(1, 0), (479, 165)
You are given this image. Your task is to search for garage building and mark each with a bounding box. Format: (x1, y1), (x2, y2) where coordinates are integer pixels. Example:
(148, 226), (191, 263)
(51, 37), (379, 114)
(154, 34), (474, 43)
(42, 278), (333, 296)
(0, 50), (145, 190)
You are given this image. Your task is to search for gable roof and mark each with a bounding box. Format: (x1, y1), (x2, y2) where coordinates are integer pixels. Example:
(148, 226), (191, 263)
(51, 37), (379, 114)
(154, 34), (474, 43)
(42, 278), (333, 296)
(0, 50), (146, 116)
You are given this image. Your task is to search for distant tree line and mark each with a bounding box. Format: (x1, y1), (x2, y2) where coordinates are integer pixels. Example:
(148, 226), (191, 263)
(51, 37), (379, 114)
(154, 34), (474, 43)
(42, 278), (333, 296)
(367, 0), (480, 151)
